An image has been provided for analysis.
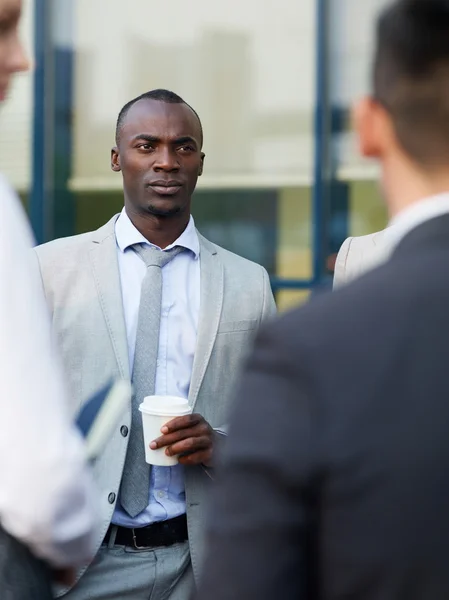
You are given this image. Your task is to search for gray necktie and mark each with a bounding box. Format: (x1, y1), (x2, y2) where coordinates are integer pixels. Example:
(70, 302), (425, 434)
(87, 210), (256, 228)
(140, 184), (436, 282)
(120, 243), (186, 518)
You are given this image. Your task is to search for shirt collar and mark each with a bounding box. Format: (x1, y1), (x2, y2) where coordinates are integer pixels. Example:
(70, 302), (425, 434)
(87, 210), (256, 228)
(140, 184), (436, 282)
(115, 208), (200, 258)
(386, 192), (449, 250)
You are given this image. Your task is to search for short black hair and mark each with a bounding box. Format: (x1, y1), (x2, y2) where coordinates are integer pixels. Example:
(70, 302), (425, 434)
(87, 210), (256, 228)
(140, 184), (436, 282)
(374, 0), (449, 165)
(115, 88), (203, 146)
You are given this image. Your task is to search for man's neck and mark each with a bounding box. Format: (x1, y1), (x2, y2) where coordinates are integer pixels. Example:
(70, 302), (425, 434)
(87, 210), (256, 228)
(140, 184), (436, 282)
(125, 208), (190, 249)
(382, 155), (449, 220)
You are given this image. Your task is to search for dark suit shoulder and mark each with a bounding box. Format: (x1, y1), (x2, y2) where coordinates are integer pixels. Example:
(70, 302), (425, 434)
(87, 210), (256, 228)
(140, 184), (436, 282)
(260, 254), (440, 363)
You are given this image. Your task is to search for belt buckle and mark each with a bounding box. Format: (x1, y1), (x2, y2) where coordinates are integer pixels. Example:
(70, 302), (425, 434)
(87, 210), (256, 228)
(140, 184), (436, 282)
(131, 528), (148, 550)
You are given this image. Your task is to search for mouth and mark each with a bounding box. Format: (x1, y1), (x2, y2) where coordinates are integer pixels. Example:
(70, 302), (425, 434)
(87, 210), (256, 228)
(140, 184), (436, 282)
(146, 180), (183, 196)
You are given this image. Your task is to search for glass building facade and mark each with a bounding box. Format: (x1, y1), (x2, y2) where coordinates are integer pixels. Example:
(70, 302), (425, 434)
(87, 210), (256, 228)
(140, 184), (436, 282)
(1, 0), (390, 310)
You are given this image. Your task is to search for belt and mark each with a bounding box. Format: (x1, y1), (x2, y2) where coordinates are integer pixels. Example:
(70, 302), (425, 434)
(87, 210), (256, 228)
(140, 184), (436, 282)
(103, 514), (188, 549)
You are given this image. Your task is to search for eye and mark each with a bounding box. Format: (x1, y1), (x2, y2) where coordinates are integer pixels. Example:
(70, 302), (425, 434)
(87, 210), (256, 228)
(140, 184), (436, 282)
(0, 17), (15, 35)
(178, 145), (195, 153)
(137, 143), (153, 151)
(0, 11), (20, 35)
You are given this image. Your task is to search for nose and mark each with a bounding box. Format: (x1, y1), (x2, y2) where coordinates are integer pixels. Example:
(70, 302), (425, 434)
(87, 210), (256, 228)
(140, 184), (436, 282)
(153, 146), (180, 172)
(8, 33), (29, 74)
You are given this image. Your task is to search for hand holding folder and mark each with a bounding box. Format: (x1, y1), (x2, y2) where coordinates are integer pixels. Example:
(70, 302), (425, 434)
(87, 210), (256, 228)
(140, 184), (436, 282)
(76, 379), (132, 460)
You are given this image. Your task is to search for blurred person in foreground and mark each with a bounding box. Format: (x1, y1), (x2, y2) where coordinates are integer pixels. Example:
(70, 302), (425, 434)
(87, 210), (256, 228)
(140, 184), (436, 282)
(195, 1), (449, 599)
(0, 0), (98, 597)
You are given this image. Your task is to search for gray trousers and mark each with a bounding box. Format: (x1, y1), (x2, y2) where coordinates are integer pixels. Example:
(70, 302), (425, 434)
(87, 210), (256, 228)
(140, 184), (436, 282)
(63, 527), (193, 600)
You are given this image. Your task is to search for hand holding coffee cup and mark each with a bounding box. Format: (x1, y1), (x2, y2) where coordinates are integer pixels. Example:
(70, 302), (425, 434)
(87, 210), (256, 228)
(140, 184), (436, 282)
(139, 395), (215, 467)
(139, 395), (192, 466)
(153, 413), (215, 467)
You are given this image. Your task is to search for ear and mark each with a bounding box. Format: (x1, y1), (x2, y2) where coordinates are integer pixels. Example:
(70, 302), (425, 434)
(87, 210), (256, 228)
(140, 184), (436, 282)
(199, 152), (205, 177)
(353, 96), (392, 160)
(111, 147), (121, 172)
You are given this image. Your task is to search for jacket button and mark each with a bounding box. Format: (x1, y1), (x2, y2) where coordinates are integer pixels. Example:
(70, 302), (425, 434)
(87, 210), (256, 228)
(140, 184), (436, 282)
(108, 493), (116, 504)
(120, 425), (129, 437)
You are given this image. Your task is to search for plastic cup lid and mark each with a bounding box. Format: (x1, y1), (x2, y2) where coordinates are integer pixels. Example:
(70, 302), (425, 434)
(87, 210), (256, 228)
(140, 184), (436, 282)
(139, 395), (191, 417)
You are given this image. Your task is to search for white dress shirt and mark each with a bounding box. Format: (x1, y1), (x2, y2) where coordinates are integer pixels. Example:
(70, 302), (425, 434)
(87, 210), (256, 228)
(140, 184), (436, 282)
(113, 208), (200, 527)
(387, 193), (449, 249)
(0, 175), (98, 567)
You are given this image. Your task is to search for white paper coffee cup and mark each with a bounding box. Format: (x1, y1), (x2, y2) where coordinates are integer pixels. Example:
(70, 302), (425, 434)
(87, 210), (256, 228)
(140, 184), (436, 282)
(139, 395), (192, 466)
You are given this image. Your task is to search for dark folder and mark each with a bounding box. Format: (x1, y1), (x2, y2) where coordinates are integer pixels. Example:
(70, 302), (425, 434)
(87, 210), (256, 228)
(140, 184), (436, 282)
(76, 379), (132, 459)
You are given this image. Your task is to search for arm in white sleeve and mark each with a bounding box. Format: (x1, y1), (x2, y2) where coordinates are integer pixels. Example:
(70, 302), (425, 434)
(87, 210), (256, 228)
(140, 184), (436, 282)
(0, 176), (99, 568)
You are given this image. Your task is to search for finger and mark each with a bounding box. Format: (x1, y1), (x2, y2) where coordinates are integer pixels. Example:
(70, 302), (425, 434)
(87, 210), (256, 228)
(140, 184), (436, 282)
(52, 569), (77, 586)
(151, 423), (211, 449)
(165, 435), (212, 457)
(178, 450), (212, 466)
(161, 413), (203, 434)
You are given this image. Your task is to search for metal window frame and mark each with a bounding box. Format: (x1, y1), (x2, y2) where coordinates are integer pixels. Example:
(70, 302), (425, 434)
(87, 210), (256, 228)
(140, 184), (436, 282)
(30, 0), (74, 245)
(30, 0), (50, 245)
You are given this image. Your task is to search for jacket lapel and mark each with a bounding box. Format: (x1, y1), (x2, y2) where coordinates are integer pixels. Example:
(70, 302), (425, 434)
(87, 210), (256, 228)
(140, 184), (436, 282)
(89, 215), (130, 380)
(189, 233), (224, 409)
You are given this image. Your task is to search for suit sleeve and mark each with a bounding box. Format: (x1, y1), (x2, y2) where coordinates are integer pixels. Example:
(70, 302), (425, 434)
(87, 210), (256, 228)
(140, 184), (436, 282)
(195, 321), (315, 600)
(333, 236), (353, 289)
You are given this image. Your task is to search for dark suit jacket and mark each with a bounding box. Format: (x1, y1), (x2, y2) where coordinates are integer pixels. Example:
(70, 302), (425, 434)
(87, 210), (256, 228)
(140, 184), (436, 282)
(0, 527), (52, 599)
(196, 213), (449, 600)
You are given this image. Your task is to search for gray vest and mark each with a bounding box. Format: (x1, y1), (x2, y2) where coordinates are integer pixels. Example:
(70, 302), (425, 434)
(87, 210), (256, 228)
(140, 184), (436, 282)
(0, 527), (52, 599)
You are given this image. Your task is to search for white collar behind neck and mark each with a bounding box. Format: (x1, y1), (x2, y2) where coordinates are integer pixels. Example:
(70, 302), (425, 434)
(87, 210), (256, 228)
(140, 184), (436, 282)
(387, 193), (449, 249)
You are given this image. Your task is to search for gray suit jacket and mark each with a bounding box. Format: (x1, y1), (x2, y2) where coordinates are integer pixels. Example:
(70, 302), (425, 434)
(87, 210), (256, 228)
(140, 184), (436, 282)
(33, 214), (276, 593)
(333, 229), (389, 288)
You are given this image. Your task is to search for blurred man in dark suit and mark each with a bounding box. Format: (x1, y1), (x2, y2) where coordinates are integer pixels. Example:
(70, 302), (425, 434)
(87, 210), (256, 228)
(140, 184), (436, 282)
(195, 1), (449, 599)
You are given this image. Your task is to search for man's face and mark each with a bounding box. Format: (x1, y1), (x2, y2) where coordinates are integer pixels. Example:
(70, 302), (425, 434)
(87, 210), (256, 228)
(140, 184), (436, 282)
(0, 0), (28, 102)
(112, 99), (205, 218)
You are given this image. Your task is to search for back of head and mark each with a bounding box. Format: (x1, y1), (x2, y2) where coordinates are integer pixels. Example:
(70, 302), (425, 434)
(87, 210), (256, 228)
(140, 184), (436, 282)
(374, 0), (449, 166)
